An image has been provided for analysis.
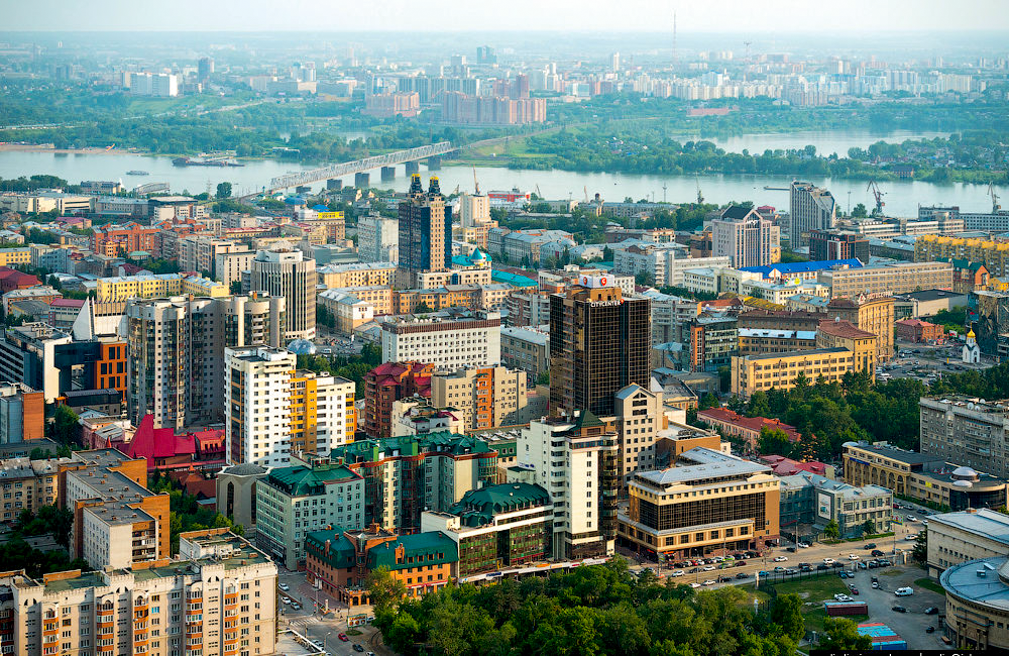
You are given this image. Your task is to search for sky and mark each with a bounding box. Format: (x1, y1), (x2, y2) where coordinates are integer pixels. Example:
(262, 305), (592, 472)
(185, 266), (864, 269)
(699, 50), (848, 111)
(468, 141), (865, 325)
(2, 0), (1008, 33)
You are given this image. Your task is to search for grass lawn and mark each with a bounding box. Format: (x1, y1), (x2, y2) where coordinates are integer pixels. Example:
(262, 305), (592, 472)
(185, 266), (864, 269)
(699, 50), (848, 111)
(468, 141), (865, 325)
(770, 575), (850, 602)
(804, 608), (869, 634)
(915, 577), (945, 595)
(879, 569), (903, 577)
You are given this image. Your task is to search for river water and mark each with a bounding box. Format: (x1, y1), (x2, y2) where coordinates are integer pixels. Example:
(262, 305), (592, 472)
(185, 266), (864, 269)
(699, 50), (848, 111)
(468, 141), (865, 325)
(0, 129), (992, 217)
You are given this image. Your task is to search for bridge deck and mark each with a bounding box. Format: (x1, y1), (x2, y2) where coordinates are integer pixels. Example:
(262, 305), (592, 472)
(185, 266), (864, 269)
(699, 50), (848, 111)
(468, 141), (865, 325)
(268, 141), (455, 191)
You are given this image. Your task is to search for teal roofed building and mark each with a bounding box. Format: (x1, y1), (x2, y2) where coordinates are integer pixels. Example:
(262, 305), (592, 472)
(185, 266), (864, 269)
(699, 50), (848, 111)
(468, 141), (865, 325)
(329, 431), (499, 534)
(254, 457), (365, 570)
(304, 524), (458, 606)
(421, 482), (553, 578)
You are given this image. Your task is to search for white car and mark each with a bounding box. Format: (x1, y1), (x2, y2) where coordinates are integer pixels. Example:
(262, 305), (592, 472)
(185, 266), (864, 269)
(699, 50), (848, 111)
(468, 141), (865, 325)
(702, 565), (716, 571)
(773, 556), (788, 562)
(822, 558), (836, 565)
(848, 554), (860, 561)
(671, 570), (685, 577)
(281, 597), (291, 605)
(278, 583), (290, 591)
(703, 579), (716, 586)
(906, 534), (919, 541)
(797, 543), (810, 548)
(907, 516), (918, 522)
(690, 582), (701, 589)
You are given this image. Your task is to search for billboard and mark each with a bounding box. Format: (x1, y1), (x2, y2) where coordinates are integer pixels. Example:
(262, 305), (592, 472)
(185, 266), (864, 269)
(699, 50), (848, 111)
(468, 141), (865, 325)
(817, 493), (832, 520)
(579, 275), (613, 289)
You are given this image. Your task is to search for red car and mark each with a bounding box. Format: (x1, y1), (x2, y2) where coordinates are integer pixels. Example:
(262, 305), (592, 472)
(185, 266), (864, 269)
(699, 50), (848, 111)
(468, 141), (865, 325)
(851, 588), (859, 595)
(338, 633), (349, 642)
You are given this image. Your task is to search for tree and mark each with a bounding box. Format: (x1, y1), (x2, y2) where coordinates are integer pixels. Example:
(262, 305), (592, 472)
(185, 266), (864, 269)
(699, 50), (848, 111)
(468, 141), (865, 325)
(366, 566), (407, 614)
(51, 404), (80, 444)
(216, 182), (232, 199)
(768, 593), (805, 642)
(851, 202), (868, 218)
(861, 519), (876, 537)
(824, 519), (840, 540)
(414, 302), (434, 314)
(229, 280), (242, 294)
(535, 370), (550, 386)
(817, 618), (873, 650)
(912, 528), (927, 565)
(758, 427), (794, 457)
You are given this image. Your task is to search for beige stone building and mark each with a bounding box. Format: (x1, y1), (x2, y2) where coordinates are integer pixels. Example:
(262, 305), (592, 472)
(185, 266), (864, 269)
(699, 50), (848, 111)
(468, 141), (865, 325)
(318, 262), (396, 288)
(816, 319), (877, 375)
(430, 365), (527, 431)
(731, 347), (855, 397)
(927, 508), (1009, 578)
(0, 457), (68, 522)
(826, 295), (895, 362)
(818, 261), (953, 299)
(617, 447), (780, 559)
(9, 529), (277, 656)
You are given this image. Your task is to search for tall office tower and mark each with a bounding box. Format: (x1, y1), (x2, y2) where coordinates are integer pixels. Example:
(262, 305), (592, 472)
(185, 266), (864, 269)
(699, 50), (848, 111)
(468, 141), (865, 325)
(226, 347), (296, 467)
(126, 295), (286, 429)
(250, 249), (317, 340)
(476, 45), (497, 65)
(357, 214), (399, 263)
(197, 56), (214, 81)
(511, 413), (619, 559)
(611, 52), (621, 72)
(549, 278), (651, 417)
(711, 205), (775, 267)
(397, 175), (452, 287)
(789, 181), (836, 247)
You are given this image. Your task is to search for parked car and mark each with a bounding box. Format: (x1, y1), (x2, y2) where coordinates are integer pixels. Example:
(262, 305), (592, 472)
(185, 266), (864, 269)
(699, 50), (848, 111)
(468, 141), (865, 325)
(850, 587), (859, 595)
(786, 546), (797, 553)
(353, 645), (365, 653)
(892, 606), (907, 613)
(690, 582), (701, 588)
(774, 566), (785, 572)
(924, 607), (939, 615)
(735, 572), (749, 579)
(908, 516), (918, 522)
(703, 579), (716, 586)
(848, 554), (860, 560)
(871, 549), (885, 557)
(926, 626), (936, 634)
(291, 602), (301, 611)
(278, 583), (290, 591)
(797, 542), (810, 548)
(703, 565), (716, 571)
(872, 581), (879, 589)
(338, 634), (349, 642)
(822, 558), (836, 565)
(671, 570), (685, 577)
(773, 556), (788, 562)
(734, 561), (746, 567)
(864, 543), (877, 550)
(282, 597), (291, 605)
(895, 587), (914, 597)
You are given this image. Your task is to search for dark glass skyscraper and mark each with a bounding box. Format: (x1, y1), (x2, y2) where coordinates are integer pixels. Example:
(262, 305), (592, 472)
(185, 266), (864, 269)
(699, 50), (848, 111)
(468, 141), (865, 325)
(549, 281), (651, 417)
(397, 174), (453, 287)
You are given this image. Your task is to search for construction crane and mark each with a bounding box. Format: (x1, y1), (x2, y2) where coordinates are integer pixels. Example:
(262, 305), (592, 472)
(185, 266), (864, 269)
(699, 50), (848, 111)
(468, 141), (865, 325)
(867, 180), (885, 216)
(535, 184), (542, 199)
(695, 177), (704, 204)
(584, 185), (589, 203)
(989, 182), (1001, 213)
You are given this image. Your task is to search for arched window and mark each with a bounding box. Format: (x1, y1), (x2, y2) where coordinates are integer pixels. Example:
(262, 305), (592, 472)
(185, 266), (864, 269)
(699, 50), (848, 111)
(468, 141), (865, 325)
(227, 482), (235, 517)
(250, 481), (257, 524)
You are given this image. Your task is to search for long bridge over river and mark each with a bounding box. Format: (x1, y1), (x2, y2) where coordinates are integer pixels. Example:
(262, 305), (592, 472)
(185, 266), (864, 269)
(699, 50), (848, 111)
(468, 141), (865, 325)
(264, 141), (456, 194)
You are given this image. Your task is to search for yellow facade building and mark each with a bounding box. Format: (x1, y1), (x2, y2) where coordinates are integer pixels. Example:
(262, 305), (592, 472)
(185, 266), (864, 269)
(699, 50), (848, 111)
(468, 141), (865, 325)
(816, 319), (878, 375)
(731, 347), (855, 397)
(318, 262), (396, 288)
(915, 234), (1009, 278)
(97, 273), (228, 301)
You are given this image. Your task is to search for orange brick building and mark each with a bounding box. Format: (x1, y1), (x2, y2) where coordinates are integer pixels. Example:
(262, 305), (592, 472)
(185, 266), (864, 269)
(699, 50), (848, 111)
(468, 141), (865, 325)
(91, 222), (160, 257)
(363, 362), (434, 438)
(305, 524), (457, 607)
(895, 319), (946, 343)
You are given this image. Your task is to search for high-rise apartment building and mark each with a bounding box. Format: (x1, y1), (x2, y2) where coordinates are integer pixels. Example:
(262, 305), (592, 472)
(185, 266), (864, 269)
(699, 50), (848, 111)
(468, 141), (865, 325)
(712, 205), (776, 268)
(249, 249), (317, 340)
(226, 347), (295, 468)
(10, 529), (277, 656)
(789, 181), (836, 246)
(356, 214), (399, 263)
(126, 295), (286, 429)
(290, 370), (356, 456)
(920, 396), (1009, 479)
(397, 175), (452, 287)
(549, 279), (650, 417)
(430, 365), (528, 431)
(508, 413), (619, 560)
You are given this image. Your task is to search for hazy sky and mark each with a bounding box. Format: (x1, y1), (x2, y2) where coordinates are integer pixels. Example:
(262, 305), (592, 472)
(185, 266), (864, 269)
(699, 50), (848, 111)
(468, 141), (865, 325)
(4, 0), (1008, 32)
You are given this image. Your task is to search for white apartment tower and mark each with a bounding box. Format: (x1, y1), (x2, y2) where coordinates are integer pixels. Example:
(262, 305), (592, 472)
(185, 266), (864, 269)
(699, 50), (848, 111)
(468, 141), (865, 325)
(226, 347), (296, 467)
(789, 181), (836, 246)
(509, 413), (619, 560)
(712, 205), (776, 268)
(250, 249), (317, 340)
(356, 214), (399, 264)
(380, 310), (502, 368)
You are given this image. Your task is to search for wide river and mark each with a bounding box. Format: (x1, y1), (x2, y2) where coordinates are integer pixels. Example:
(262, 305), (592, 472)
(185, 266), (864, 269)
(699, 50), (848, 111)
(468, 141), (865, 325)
(0, 129), (994, 217)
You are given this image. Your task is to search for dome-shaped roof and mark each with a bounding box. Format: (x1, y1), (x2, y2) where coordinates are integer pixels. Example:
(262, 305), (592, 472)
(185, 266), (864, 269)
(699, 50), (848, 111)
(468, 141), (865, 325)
(223, 463), (268, 476)
(952, 465), (978, 479)
(952, 479), (972, 488)
(968, 328), (976, 338)
(287, 338), (317, 355)
(284, 195), (307, 205)
(471, 248), (487, 261)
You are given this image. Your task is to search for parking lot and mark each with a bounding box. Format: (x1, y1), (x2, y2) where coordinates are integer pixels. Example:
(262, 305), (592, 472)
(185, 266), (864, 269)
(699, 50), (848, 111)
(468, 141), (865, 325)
(848, 566), (948, 649)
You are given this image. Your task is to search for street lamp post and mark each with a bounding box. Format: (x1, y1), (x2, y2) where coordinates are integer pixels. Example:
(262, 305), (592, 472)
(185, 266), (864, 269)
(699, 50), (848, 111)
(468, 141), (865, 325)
(325, 631), (332, 656)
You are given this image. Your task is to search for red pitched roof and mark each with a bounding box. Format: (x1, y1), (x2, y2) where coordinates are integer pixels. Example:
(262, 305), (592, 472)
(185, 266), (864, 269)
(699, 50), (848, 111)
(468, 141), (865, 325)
(697, 407), (802, 442)
(127, 414), (197, 462)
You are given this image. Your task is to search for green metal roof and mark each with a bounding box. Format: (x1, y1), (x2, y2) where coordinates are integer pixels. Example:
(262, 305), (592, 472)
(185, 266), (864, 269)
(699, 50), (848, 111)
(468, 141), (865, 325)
(367, 531), (458, 570)
(266, 462), (360, 497)
(304, 528), (356, 569)
(448, 482), (551, 528)
(332, 431), (495, 464)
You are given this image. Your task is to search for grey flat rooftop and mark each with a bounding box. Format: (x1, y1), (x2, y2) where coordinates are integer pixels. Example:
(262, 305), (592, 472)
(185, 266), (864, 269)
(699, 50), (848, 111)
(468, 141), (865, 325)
(931, 509), (1009, 545)
(843, 441), (943, 466)
(940, 557), (1009, 612)
(743, 347), (850, 362)
(634, 448), (769, 486)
